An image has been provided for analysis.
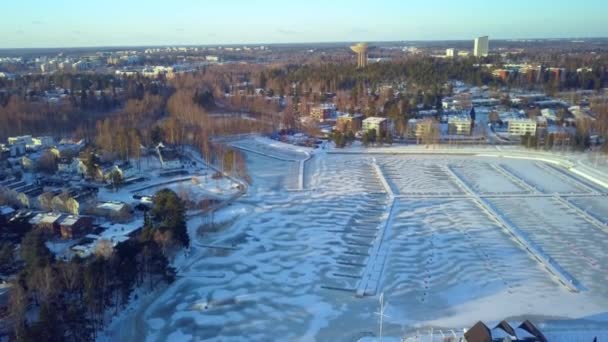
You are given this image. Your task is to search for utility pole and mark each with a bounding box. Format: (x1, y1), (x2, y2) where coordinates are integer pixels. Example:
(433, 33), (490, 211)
(375, 293), (390, 342)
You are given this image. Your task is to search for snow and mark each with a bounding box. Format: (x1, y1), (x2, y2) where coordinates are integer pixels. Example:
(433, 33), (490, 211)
(106, 138), (608, 341)
(96, 201), (127, 213)
(99, 218), (143, 240)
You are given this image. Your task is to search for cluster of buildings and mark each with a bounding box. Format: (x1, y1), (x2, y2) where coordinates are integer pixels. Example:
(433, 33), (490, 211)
(36, 56), (101, 73)
(1, 135), (55, 157)
(445, 36), (490, 58)
(306, 103), (393, 137)
(491, 64), (571, 84)
(306, 77), (607, 146)
(0, 134), (196, 261)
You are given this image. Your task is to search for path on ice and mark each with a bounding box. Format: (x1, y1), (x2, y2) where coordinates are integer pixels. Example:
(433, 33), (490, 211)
(356, 158), (396, 297)
(446, 165), (581, 292)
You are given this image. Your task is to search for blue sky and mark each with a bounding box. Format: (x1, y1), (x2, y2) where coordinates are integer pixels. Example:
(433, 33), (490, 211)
(1, 0), (607, 48)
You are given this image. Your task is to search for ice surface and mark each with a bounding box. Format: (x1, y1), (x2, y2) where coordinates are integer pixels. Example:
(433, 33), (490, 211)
(108, 143), (608, 341)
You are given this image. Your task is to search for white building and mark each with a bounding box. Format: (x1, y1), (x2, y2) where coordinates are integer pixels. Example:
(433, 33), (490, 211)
(474, 36), (489, 57)
(508, 118), (537, 136)
(446, 48), (457, 58)
(448, 116), (472, 136)
(406, 119), (435, 139)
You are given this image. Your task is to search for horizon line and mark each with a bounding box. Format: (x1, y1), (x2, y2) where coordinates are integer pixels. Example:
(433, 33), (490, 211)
(2, 36), (608, 51)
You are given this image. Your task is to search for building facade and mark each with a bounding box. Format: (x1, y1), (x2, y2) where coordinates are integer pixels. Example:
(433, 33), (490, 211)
(448, 116), (472, 136)
(474, 36), (489, 57)
(363, 117), (388, 136)
(310, 104), (337, 122)
(336, 113), (363, 132)
(508, 118), (537, 136)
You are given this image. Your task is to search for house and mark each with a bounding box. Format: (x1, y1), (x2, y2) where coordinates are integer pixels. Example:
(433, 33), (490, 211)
(59, 215), (93, 239)
(29, 212), (64, 235)
(362, 117), (388, 136)
(336, 113), (363, 133)
(464, 321), (491, 342)
(95, 202), (131, 222)
(464, 320), (547, 342)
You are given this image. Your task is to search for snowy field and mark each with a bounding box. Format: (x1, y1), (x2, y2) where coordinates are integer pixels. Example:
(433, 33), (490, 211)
(106, 142), (608, 341)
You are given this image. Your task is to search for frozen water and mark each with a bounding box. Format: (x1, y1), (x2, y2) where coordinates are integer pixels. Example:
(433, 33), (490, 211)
(112, 145), (608, 341)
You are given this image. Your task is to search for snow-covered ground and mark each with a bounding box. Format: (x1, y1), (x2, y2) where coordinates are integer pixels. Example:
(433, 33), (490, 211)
(105, 139), (608, 341)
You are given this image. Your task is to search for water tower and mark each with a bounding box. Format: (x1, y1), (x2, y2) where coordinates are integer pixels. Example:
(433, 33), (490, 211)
(350, 43), (369, 68)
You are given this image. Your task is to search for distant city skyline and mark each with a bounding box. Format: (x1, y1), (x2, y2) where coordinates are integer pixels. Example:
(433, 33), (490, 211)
(1, 0), (608, 48)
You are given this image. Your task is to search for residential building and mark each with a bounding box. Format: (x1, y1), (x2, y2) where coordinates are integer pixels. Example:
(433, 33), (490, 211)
(448, 116), (472, 136)
(59, 215), (93, 239)
(407, 119), (435, 139)
(29, 212), (64, 235)
(446, 48), (457, 58)
(310, 104), (337, 122)
(508, 118), (537, 136)
(95, 201), (131, 222)
(474, 36), (489, 57)
(362, 117), (388, 136)
(335, 113), (363, 132)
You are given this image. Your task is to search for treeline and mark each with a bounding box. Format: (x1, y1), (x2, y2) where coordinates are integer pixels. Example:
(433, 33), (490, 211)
(6, 189), (188, 341)
(260, 57), (493, 95)
(0, 73), (171, 141)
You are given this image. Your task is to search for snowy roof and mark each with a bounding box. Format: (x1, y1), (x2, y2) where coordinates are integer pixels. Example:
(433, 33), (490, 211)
(60, 215), (86, 227)
(97, 202), (127, 212)
(29, 212), (63, 225)
(363, 117), (387, 124)
(337, 113), (363, 119)
(99, 218), (143, 240)
(448, 115), (472, 123)
(508, 118), (536, 123)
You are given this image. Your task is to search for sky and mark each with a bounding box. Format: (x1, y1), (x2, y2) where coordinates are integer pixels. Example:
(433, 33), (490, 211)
(1, 0), (607, 48)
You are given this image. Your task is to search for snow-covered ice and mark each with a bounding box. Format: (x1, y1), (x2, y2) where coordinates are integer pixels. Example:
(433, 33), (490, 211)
(108, 141), (608, 341)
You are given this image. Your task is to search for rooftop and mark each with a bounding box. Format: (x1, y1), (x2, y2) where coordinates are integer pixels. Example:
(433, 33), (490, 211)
(29, 212), (63, 225)
(97, 201), (127, 212)
(363, 117), (387, 124)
